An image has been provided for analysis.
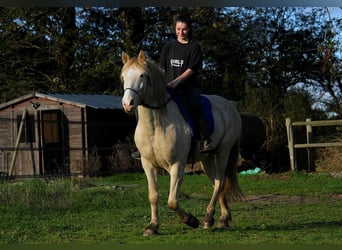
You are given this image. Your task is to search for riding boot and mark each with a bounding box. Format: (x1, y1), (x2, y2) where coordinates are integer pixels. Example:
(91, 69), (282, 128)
(198, 114), (215, 154)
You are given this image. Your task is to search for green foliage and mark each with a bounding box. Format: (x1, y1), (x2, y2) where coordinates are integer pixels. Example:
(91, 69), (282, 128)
(0, 7), (341, 144)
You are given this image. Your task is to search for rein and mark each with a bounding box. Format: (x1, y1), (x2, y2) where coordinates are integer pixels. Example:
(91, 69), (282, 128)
(142, 94), (172, 109)
(124, 87), (172, 110)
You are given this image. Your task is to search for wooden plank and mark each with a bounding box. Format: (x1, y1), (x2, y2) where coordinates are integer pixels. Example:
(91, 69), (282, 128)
(292, 119), (342, 127)
(8, 110), (27, 176)
(294, 142), (342, 148)
(286, 118), (296, 170)
(306, 118), (315, 172)
(286, 117), (342, 171)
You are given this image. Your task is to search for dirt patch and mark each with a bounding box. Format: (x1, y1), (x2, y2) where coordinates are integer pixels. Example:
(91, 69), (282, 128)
(244, 194), (342, 204)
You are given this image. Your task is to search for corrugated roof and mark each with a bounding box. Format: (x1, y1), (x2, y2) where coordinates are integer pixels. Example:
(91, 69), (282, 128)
(0, 92), (123, 110)
(37, 93), (123, 109)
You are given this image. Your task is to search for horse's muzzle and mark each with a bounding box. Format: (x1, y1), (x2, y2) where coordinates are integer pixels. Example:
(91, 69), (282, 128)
(122, 100), (136, 114)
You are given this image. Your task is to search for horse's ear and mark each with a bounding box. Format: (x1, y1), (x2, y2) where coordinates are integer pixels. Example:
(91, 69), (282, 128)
(137, 50), (146, 63)
(122, 52), (130, 64)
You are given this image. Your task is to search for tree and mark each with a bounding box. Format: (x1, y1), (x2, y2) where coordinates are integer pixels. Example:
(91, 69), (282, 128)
(0, 7), (78, 102)
(238, 8), (335, 144)
(74, 7), (123, 93)
(313, 10), (342, 117)
(193, 7), (248, 101)
(1, 7), (340, 127)
(119, 7), (144, 55)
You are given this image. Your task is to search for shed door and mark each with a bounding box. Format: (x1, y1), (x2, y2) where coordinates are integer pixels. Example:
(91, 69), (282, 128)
(41, 110), (69, 175)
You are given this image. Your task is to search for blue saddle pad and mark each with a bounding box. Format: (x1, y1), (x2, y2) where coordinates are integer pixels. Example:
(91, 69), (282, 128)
(167, 89), (214, 137)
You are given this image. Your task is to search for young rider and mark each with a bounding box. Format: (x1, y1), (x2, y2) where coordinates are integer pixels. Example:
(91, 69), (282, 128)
(160, 14), (214, 153)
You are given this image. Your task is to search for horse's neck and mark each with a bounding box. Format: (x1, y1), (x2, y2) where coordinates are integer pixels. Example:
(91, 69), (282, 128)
(137, 101), (178, 133)
(137, 106), (163, 132)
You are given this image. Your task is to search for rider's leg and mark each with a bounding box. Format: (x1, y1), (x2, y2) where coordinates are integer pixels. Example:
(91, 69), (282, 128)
(182, 87), (215, 153)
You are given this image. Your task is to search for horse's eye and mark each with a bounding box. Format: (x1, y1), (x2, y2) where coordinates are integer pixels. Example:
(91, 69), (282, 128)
(140, 74), (144, 78)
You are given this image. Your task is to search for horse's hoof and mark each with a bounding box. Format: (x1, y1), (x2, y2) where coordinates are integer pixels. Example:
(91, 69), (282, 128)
(217, 219), (229, 229)
(143, 223), (159, 236)
(185, 214), (199, 228)
(203, 217), (214, 229)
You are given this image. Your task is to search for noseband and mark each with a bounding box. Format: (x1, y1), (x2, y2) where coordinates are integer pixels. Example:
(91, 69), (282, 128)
(124, 87), (142, 98)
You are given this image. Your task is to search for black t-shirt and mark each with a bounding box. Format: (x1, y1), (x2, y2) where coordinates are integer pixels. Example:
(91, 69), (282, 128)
(160, 39), (203, 87)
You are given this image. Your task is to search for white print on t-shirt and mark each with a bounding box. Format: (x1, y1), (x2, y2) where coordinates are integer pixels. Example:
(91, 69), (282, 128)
(170, 59), (184, 68)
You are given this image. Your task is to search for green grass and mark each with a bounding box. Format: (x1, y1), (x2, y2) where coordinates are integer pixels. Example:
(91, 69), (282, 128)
(0, 172), (341, 245)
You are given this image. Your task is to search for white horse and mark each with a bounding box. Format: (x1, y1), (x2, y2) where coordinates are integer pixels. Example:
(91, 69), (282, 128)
(121, 51), (243, 235)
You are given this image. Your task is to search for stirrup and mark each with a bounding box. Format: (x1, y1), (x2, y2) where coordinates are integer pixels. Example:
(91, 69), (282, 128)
(131, 151), (141, 160)
(200, 139), (215, 154)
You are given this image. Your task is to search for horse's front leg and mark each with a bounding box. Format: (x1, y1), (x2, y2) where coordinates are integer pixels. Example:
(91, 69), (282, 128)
(168, 164), (200, 229)
(141, 158), (160, 236)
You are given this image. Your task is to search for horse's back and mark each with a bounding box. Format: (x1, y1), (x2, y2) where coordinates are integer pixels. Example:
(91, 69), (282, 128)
(204, 94), (240, 120)
(204, 94), (241, 142)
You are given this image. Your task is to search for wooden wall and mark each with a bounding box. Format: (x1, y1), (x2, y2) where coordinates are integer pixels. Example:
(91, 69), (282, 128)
(0, 95), (136, 177)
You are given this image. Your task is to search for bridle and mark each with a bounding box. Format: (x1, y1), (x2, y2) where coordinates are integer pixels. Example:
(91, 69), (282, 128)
(142, 95), (172, 110)
(123, 75), (172, 110)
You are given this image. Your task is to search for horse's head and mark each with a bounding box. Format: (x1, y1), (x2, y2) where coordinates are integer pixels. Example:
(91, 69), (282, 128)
(120, 50), (149, 114)
(121, 50), (165, 114)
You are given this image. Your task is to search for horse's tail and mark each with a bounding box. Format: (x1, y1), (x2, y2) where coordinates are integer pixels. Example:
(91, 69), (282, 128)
(224, 139), (244, 201)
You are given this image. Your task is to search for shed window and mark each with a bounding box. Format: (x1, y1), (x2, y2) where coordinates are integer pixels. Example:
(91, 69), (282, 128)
(17, 114), (35, 143)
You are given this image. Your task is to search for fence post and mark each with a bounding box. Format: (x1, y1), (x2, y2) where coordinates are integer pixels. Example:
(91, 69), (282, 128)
(306, 118), (315, 172)
(286, 118), (296, 170)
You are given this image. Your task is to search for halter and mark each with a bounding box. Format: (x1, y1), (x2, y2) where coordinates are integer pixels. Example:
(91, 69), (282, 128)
(123, 64), (172, 110)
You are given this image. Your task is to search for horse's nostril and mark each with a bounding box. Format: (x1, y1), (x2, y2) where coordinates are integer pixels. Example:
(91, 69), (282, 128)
(129, 99), (134, 106)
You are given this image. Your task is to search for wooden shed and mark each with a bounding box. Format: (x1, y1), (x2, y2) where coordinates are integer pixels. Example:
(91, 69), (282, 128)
(0, 92), (136, 177)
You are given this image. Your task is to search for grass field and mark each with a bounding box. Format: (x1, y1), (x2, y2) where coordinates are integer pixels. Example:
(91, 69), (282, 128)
(0, 171), (341, 245)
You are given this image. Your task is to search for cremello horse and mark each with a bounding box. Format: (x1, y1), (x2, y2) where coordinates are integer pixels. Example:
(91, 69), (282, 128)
(121, 51), (243, 235)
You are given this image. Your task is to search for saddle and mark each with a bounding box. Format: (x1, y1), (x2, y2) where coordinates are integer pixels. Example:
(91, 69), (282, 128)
(167, 88), (214, 138)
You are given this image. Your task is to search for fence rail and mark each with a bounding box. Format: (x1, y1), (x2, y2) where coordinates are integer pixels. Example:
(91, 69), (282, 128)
(285, 117), (342, 171)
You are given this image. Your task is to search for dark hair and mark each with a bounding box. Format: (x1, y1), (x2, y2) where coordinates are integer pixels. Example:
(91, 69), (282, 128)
(174, 14), (192, 27)
(174, 14), (193, 39)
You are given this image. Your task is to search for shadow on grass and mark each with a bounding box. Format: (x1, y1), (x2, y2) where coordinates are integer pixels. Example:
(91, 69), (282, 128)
(239, 220), (342, 231)
(159, 218), (342, 234)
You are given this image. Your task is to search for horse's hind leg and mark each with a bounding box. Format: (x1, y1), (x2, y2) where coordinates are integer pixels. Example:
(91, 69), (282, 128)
(202, 154), (228, 229)
(203, 178), (225, 229)
(203, 147), (230, 229)
(218, 140), (242, 229)
(217, 184), (232, 229)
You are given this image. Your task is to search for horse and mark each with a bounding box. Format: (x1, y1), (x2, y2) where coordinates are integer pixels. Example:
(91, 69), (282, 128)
(120, 50), (243, 236)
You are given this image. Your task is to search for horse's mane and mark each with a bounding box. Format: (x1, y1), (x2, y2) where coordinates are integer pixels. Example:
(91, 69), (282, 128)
(123, 56), (166, 106)
(145, 59), (167, 107)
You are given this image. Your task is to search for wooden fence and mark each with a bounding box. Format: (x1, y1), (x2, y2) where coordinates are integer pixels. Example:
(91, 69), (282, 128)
(286, 118), (342, 171)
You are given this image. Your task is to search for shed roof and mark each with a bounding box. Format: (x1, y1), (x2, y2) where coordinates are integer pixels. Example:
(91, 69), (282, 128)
(0, 92), (123, 110)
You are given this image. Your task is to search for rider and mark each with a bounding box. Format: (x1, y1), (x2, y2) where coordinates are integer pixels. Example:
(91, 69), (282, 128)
(161, 14), (214, 154)
(131, 14), (214, 160)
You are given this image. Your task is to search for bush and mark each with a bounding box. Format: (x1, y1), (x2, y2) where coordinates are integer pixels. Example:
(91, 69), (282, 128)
(315, 138), (342, 173)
